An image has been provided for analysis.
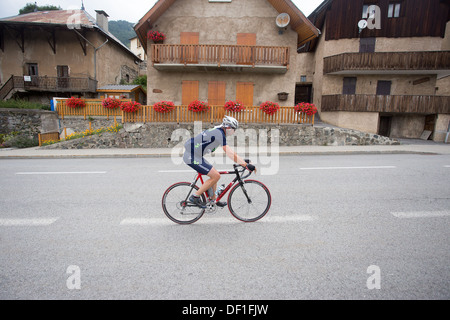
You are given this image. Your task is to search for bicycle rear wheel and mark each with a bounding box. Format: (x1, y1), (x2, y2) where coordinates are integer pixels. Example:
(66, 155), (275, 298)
(228, 180), (271, 222)
(162, 182), (205, 224)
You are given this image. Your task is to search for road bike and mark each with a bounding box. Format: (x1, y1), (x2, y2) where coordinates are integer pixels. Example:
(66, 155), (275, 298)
(162, 161), (271, 224)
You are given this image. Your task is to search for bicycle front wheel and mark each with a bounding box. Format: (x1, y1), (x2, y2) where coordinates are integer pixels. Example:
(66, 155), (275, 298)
(162, 182), (205, 224)
(228, 180), (271, 222)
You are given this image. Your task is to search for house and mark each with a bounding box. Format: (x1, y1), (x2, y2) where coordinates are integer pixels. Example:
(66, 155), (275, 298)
(299, 0), (450, 141)
(134, 0), (320, 108)
(0, 8), (142, 103)
(97, 84), (147, 104)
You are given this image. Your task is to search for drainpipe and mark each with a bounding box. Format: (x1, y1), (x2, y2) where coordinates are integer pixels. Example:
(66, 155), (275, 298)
(73, 29), (108, 81)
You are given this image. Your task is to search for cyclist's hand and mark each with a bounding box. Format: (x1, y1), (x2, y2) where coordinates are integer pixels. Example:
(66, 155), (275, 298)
(247, 163), (256, 172)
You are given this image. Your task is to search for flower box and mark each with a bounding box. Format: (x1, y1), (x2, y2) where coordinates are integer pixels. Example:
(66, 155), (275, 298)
(147, 30), (166, 43)
(120, 101), (141, 113)
(295, 102), (317, 116)
(188, 100), (210, 113)
(154, 101), (175, 113)
(66, 97), (86, 108)
(102, 97), (121, 109)
(224, 100), (245, 113)
(259, 101), (280, 115)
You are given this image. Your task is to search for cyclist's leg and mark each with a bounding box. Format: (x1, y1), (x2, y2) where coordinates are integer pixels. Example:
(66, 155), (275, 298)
(195, 167), (220, 197)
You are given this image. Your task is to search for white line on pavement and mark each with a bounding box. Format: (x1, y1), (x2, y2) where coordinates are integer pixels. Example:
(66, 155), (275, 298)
(444, 165), (450, 168)
(0, 218), (59, 226)
(391, 211), (450, 218)
(299, 166), (396, 170)
(120, 215), (315, 226)
(157, 170), (195, 173)
(16, 171), (107, 175)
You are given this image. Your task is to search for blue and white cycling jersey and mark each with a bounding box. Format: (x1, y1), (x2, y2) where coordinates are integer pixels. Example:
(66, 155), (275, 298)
(183, 127), (227, 174)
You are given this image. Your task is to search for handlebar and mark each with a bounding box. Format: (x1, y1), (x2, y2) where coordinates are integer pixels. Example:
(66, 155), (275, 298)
(233, 159), (255, 179)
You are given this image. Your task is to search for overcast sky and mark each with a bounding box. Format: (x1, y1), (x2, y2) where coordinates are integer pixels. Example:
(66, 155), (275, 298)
(0, 0), (324, 23)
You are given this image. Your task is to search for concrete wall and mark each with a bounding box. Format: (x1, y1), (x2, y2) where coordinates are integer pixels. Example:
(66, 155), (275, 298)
(146, 0), (300, 106)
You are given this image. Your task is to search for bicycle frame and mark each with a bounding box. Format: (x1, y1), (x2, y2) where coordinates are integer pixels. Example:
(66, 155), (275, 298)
(186, 165), (252, 204)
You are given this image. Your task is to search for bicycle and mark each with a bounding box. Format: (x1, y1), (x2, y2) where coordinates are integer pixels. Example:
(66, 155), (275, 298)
(162, 161), (271, 224)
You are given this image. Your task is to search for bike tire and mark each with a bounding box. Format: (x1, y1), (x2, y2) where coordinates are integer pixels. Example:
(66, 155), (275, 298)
(162, 182), (206, 224)
(227, 180), (271, 222)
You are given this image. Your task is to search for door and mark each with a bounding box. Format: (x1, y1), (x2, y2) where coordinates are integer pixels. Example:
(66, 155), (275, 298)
(27, 63), (39, 86)
(295, 84), (312, 104)
(180, 32), (199, 64)
(378, 115), (392, 137)
(182, 80), (199, 105)
(237, 33), (256, 65)
(57, 65), (69, 88)
(208, 81), (226, 106)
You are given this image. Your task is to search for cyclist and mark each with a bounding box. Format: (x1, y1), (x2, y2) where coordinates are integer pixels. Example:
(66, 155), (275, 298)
(183, 116), (255, 208)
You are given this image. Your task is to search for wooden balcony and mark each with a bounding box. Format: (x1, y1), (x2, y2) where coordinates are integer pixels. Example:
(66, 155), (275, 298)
(322, 94), (450, 114)
(150, 44), (290, 74)
(323, 51), (450, 78)
(0, 75), (97, 100)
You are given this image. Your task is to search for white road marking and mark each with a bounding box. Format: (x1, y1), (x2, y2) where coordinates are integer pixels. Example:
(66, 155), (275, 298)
(0, 218), (59, 226)
(391, 211), (450, 218)
(300, 166), (396, 170)
(16, 171), (107, 175)
(120, 215), (315, 226)
(444, 165), (450, 168)
(157, 170), (195, 173)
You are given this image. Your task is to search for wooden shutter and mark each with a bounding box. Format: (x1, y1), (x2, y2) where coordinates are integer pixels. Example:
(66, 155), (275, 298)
(237, 33), (256, 65)
(236, 82), (254, 106)
(180, 32), (199, 64)
(182, 80), (199, 105)
(208, 81), (226, 106)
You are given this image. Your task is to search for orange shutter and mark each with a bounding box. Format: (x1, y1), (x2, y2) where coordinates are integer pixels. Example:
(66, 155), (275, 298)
(182, 80), (199, 105)
(237, 33), (256, 65)
(208, 81), (226, 106)
(180, 32), (199, 64)
(236, 82), (254, 106)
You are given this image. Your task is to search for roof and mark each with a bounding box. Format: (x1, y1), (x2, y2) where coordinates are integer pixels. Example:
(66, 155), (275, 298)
(97, 84), (145, 92)
(134, 0), (320, 53)
(0, 9), (140, 60)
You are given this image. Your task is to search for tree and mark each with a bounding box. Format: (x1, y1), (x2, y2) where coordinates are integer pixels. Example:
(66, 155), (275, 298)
(19, 2), (62, 15)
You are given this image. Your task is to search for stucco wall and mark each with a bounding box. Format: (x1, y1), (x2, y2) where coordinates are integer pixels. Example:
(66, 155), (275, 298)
(146, 0), (300, 106)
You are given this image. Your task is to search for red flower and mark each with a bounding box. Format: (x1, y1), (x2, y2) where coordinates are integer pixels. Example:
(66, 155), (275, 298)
(188, 100), (210, 113)
(147, 30), (166, 42)
(120, 101), (141, 113)
(154, 101), (175, 113)
(66, 97), (86, 108)
(295, 102), (317, 116)
(259, 101), (280, 115)
(102, 97), (121, 109)
(224, 100), (245, 112)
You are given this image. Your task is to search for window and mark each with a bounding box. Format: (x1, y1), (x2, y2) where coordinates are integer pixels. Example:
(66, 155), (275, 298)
(300, 75), (307, 82)
(359, 37), (376, 53)
(343, 77), (357, 95)
(388, 2), (401, 18)
(362, 4), (377, 19)
(27, 63), (38, 76)
(376, 81), (391, 95)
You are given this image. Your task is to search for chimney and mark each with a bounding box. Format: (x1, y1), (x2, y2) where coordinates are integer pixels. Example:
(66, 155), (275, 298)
(95, 10), (109, 32)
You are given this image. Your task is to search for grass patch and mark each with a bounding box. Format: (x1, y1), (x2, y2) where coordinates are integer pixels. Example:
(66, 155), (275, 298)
(0, 99), (51, 110)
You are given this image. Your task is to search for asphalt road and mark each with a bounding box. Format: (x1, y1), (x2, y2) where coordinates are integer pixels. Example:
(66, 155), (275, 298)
(0, 154), (449, 300)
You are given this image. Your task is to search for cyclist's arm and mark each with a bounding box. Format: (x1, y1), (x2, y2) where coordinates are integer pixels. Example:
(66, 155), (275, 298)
(223, 145), (247, 168)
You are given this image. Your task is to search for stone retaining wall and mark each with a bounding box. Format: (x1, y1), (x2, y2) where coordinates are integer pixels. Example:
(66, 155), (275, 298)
(42, 120), (399, 149)
(0, 108), (59, 137)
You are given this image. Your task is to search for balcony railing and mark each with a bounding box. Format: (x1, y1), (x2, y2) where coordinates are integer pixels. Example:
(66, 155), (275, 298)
(322, 94), (450, 114)
(0, 75), (97, 100)
(150, 44), (290, 72)
(323, 51), (450, 75)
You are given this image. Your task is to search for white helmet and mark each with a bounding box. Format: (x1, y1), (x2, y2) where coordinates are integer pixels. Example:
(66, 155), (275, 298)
(222, 116), (239, 129)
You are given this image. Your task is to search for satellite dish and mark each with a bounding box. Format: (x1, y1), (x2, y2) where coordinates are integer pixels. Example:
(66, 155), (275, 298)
(276, 13), (290, 28)
(358, 19), (368, 30)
